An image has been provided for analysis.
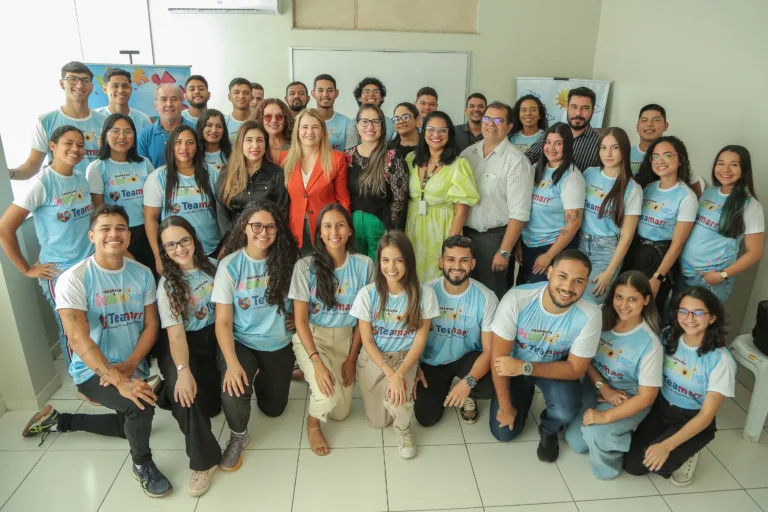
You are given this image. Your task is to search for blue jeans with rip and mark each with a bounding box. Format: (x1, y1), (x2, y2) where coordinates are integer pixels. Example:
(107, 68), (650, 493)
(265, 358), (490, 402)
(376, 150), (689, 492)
(579, 232), (620, 305)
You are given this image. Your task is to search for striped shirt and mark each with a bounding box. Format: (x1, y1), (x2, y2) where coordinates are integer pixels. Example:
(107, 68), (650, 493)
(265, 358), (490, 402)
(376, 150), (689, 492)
(462, 137), (535, 231)
(525, 124), (601, 173)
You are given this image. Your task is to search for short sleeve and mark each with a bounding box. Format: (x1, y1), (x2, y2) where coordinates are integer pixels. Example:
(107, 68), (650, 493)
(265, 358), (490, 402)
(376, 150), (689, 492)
(13, 177), (46, 212)
(136, 127), (150, 160)
(560, 169), (587, 210)
(349, 287), (372, 322)
(288, 259), (312, 302)
(211, 262), (236, 304)
(624, 182), (643, 216)
(143, 157), (155, 175)
(420, 286), (440, 319)
(156, 278), (182, 328)
(86, 161), (105, 195)
(744, 198), (765, 235)
(480, 289), (499, 332)
(637, 338), (663, 387)
(568, 305), (602, 358)
(55, 270), (87, 311)
(144, 271), (157, 306)
(345, 120), (358, 150)
(491, 290), (522, 341)
(677, 186), (699, 222)
(446, 157), (480, 206)
(143, 170), (163, 208)
(707, 352), (736, 398)
(31, 117), (48, 153)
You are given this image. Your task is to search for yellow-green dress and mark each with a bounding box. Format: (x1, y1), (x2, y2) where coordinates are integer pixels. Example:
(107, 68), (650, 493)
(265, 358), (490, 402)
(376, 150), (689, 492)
(405, 153), (480, 282)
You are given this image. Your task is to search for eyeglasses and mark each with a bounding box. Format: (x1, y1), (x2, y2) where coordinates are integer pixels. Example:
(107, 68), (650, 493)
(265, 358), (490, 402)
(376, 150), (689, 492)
(248, 222), (278, 235)
(677, 308), (710, 318)
(482, 116), (506, 126)
(392, 114), (413, 124)
(651, 153), (678, 163)
(362, 88), (381, 96)
(163, 236), (194, 252)
(263, 113), (285, 122)
(358, 118), (382, 128)
(64, 76), (92, 85)
(425, 126), (449, 136)
(107, 128), (135, 137)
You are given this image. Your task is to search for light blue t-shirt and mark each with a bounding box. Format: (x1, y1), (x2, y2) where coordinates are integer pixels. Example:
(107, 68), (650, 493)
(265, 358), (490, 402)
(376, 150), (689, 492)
(630, 144), (646, 175)
(523, 165), (585, 247)
(181, 110), (198, 126)
(350, 283), (440, 353)
(592, 321), (662, 394)
(509, 130), (544, 153)
(680, 187), (765, 278)
(85, 158), (153, 228)
(205, 150), (227, 174)
(637, 181), (698, 242)
(55, 256), (156, 385)
(422, 277), (498, 366)
(289, 253), (374, 328)
(13, 166), (95, 271)
(143, 166), (222, 255)
(582, 167), (643, 237)
(661, 335), (736, 409)
(157, 266), (216, 332)
(94, 106), (152, 134)
(32, 109), (108, 174)
(325, 112), (357, 152)
(212, 249), (293, 351)
(225, 114), (246, 142)
(491, 282), (601, 363)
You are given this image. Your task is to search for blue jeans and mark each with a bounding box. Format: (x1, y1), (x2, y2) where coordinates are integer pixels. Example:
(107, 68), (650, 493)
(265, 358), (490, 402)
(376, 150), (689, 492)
(565, 379), (650, 480)
(676, 272), (734, 304)
(579, 232), (620, 305)
(489, 375), (582, 442)
(39, 276), (70, 366)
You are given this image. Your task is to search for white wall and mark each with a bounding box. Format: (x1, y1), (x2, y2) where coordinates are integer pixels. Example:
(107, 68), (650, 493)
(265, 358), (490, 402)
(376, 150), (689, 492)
(148, 0), (602, 117)
(593, 0), (768, 337)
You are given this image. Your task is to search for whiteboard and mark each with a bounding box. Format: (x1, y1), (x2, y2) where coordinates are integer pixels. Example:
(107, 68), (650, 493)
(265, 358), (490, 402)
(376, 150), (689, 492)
(290, 48), (470, 125)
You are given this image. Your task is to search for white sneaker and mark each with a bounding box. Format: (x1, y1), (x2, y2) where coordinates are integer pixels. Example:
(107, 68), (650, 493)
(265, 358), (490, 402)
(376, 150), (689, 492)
(671, 451), (699, 487)
(188, 465), (216, 496)
(397, 430), (417, 459)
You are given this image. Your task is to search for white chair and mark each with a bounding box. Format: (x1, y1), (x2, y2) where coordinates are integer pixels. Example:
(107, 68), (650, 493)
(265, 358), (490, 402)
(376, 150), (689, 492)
(729, 334), (768, 442)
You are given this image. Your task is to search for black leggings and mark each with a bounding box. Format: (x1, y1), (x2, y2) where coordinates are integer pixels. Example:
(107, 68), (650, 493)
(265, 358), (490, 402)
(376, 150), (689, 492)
(622, 236), (674, 314)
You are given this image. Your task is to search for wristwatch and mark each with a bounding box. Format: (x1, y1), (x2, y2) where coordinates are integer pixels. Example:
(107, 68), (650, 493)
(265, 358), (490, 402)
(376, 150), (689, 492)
(594, 380), (604, 391)
(176, 364), (188, 372)
(522, 362), (534, 376)
(652, 272), (666, 282)
(720, 271), (729, 281)
(464, 375), (477, 388)
(498, 249), (511, 259)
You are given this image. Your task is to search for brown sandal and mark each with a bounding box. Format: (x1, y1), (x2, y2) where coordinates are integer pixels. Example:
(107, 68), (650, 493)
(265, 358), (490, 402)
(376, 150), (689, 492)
(307, 423), (329, 456)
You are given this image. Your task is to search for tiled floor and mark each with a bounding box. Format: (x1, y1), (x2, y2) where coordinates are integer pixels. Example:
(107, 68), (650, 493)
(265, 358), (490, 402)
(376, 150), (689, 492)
(2, 362), (768, 512)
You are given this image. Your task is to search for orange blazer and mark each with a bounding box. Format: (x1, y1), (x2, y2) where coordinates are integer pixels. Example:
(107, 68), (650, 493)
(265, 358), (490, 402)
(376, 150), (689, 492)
(279, 150), (351, 248)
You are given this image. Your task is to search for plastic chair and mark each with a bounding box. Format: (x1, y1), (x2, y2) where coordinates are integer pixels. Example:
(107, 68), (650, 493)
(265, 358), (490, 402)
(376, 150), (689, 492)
(729, 334), (768, 442)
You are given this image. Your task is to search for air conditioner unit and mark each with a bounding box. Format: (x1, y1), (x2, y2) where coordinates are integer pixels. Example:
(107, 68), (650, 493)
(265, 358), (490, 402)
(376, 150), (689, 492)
(168, 0), (279, 14)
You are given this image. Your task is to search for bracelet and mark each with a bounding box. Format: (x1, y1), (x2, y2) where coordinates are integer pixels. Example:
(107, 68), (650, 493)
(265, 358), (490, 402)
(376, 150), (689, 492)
(308, 351), (319, 361)
(378, 359), (388, 369)
(9, 169), (15, 179)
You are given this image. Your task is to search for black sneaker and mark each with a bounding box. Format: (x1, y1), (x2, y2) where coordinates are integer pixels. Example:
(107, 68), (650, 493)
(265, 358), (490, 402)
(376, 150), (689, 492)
(22, 405), (59, 443)
(132, 460), (173, 498)
(537, 427), (559, 463)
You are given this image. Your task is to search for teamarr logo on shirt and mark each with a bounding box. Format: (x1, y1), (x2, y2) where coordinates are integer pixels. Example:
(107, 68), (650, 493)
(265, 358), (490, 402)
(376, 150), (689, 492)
(57, 211), (71, 223)
(194, 306), (208, 319)
(238, 297), (251, 310)
(169, 203), (181, 214)
(109, 192), (122, 202)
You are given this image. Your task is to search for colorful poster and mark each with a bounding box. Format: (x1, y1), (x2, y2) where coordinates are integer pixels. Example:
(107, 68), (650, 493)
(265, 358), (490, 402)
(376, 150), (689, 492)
(86, 63), (192, 122)
(515, 78), (611, 128)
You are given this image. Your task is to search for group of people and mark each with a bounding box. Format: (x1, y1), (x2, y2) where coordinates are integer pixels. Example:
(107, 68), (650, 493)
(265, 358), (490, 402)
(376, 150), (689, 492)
(0, 60), (757, 499)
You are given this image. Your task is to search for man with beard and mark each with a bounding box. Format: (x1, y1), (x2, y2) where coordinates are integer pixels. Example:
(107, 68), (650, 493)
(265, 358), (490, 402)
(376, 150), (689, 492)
(249, 82), (265, 116)
(182, 75), (211, 125)
(489, 249), (600, 463)
(414, 236), (498, 426)
(525, 87), (601, 172)
(285, 81), (310, 113)
(138, 84), (196, 167)
(454, 93), (487, 152)
(311, 74), (357, 151)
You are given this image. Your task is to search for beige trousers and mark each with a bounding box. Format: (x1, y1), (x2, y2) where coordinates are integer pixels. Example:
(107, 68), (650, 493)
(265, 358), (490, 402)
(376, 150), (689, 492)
(357, 347), (417, 434)
(292, 325), (354, 422)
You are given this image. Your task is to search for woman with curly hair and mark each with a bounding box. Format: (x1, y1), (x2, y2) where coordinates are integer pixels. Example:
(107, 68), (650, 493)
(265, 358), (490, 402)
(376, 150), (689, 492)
(250, 98), (294, 163)
(155, 216), (221, 496)
(211, 200), (300, 472)
(508, 95), (548, 152)
(624, 287), (735, 486)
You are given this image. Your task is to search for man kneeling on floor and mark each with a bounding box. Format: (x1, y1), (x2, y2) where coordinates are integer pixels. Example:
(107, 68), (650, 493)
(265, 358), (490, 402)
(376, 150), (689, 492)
(414, 236), (498, 426)
(22, 204), (172, 498)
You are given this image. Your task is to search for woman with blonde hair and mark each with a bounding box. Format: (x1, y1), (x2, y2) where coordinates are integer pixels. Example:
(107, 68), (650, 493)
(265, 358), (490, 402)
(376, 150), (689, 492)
(280, 108), (351, 254)
(251, 98), (294, 163)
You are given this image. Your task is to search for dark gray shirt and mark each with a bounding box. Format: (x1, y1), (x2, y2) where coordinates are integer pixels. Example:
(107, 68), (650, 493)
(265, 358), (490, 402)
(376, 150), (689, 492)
(455, 122), (484, 153)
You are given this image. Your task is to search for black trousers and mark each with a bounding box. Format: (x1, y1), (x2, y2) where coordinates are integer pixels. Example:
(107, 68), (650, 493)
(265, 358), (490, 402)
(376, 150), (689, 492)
(155, 324), (222, 471)
(218, 341), (295, 433)
(622, 236), (674, 314)
(624, 394), (716, 478)
(515, 237), (580, 287)
(59, 375), (155, 465)
(464, 226), (509, 300)
(414, 351), (493, 427)
(129, 225), (156, 275)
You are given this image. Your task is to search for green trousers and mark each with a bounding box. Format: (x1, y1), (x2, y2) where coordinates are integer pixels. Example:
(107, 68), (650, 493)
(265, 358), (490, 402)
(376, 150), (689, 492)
(353, 210), (386, 262)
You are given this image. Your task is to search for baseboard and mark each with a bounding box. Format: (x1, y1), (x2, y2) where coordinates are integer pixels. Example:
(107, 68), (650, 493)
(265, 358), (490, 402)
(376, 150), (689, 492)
(37, 372), (62, 405)
(6, 398), (41, 411)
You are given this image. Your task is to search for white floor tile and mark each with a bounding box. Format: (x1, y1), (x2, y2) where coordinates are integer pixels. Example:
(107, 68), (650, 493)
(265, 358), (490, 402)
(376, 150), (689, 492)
(384, 444), (481, 511)
(663, 490), (762, 512)
(99, 450), (198, 511)
(468, 441), (572, 507)
(459, 399), (539, 444)
(715, 398), (748, 430)
(195, 449), (297, 512)
(2, 450), (126, 512)
(648, 448), (740, 494)
(147, 408), (226, 451)
(575, 496), (670, 512)
(300, 398), (382, 449)
(419, 509), (483, 512)
(746, 488), (768, 510)
(487, 504), (578, 512)
(707, 428), (768, 488)
(383, 404), (464, 447)
(733, 381), (753, 412)
(288, 379), (309, 399)
(48, 402), (130, 451)
(0, 400), (83, 451)
(218, 398), (305, 450)
(293, 447), (386, 512)
(556, 447), (658, 501)
(0, 451), (43, 508)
